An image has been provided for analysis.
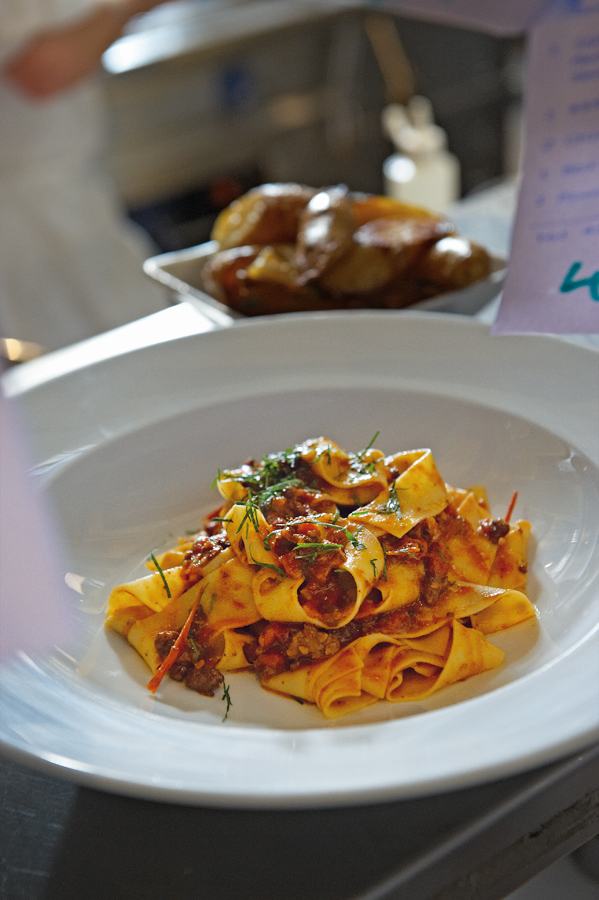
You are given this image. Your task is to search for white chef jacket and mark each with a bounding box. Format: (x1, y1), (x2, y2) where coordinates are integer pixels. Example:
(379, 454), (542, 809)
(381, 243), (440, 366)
(0, 1), (168, 351)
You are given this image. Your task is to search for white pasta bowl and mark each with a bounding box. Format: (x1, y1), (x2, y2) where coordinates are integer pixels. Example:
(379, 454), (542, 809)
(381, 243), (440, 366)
(0, 311), (597, 808)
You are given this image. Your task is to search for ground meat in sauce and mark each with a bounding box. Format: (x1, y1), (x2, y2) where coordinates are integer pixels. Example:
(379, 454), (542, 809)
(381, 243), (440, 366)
(269, 520), (347, 570)
(421, 542), (450, 606)
(182, 531), (230, 586)
(170, 500), (500, 690)
(246, 621), (346, 680)
(243, 622), (294, 679)
(478, 518), (510, 544)
(267, 520), (355, 624)
(181, 663), (224, 695)
(154, 607), (224, 696)
(299, 569), (357, 625)
(381, 533), (428, 558)
(262, 486), (337, 527)
(358, 602), (443, 638)
(430, 510), (464, 542)
(203, 511), (228, 537)
(154, 629), (179, 660)
(245, 598), (447, 680)
(286, 624), (341, 660)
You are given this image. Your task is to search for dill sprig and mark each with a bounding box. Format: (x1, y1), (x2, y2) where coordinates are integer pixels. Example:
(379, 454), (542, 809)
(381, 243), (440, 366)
(222, 446), (305, 496)
(150, 553), (171, 598)
(356, 430), (380, 461)
(264, 518), (365, 553)
(351, 431), (381, 476)
(377, 483), (402, 516)
(251, 475), (304, 507)
(249, 549), (285, 578)
(235, 476), (304, 536)
(293, 541), (344, 565)
(316, 443), (333, 465)
(235, 497), (260, 534)
(222, 679), (232, 722)
(218, 446), (312, 533)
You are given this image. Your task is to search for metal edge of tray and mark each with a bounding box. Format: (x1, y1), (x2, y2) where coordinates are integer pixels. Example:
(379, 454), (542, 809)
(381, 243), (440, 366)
(143, 241), (240, 327)
(143, 241), (506, 325)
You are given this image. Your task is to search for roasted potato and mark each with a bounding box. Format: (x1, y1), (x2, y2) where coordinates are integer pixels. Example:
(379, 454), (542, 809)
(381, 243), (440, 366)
(202, 243), (338, 317)
(295, 187), (356, 282)
(351, 193), (441, 227)
(204, 183), (494, 315)
(411, 235), (493, 290)
(202, 245), (261, 304)
(318, 243), (398, 295)
(212, 183), (315, 250)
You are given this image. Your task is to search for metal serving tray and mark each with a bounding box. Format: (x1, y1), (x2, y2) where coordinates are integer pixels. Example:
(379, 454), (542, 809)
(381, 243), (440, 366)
(143, 240), (506, 327)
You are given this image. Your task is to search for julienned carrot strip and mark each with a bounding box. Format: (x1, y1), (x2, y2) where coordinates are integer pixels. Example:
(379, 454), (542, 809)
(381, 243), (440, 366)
(505, 490), (518, 524)
(147, 592), (202, 694)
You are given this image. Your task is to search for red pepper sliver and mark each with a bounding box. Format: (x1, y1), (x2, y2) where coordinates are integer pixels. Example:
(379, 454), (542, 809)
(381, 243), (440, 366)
(147, 592), (202, 694)
(297, 522), (318, 536)
(505, 490), (518, 524)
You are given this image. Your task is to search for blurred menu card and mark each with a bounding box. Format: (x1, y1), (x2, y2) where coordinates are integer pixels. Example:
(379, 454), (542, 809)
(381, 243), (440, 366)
(493, 1), (599, 334)
(369, 0), (599, 333)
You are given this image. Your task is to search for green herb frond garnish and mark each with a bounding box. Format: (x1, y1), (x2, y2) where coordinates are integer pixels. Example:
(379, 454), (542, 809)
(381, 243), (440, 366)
(222, 679), (232, 721)
(356, 431), (380, 460)
(236, 472), (306, 536)
(252, 475), (303, 507)
(326, 523), (365, 551)
(187, 633), (202, 661)
(211, 469), (224, 490)
(293, 541), (344, 564)
(377, 483), (402, 515)
(263, 517), (365, 553)
(150, 553), (171, 598)
(295, 541), (344, 552)
(249, 549), (285, 578)
(315, 443), (333, 465)
(216, 445), (306, 497)
(235, 497), (261, 535)
(351, 431), (381, 476)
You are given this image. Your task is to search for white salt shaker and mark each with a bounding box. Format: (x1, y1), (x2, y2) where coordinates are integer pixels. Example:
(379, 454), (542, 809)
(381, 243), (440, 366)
(382, 96), (461, 212)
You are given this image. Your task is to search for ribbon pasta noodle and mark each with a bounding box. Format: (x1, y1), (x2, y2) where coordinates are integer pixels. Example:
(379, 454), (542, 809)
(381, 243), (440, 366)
(105, 437), (535, 718)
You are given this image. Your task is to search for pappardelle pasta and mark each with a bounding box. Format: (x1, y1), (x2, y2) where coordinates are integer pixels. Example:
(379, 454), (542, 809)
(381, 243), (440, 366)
(105, 437), (535, 719)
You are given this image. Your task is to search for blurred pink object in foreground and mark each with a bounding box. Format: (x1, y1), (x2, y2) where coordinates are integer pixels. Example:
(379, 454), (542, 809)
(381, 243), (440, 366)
(0, 388), (71, 658)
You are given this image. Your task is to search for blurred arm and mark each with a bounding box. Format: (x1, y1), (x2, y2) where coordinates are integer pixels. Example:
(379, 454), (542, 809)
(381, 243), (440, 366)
(3, 0), (165, 99)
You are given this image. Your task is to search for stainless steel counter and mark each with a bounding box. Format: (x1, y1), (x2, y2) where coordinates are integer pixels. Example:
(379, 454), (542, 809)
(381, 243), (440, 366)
(99, 0), (515, 225)
(104, 0), (347, 75)
(100, 1), (388, 211)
